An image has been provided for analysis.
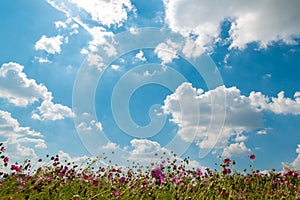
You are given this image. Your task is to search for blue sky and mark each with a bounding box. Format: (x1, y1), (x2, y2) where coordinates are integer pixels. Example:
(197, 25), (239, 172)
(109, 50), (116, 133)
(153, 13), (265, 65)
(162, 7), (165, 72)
(1, 0), (300, 171)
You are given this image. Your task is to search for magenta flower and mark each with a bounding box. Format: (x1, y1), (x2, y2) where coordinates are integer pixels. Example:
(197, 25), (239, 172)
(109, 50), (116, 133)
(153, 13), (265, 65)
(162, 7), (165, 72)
(114, 189), (120, 197)
(93, 179), (99, 186)
(151, 166), (166, 185)
(10, 165), (22, 172)
(3, 157), (9, 163)
(151, 166), (162, 179)
(195, 168), (202, 177)
(249, 154), (256, 160)
(1, 146), (5, 152)
(222, 168), (231, 175)
(119, 176), (126, 185)
(140, 184), (147, 191)
(244, 178), (251, 184)
(223, 158), (231, 166)
(172, 177), (180, 185)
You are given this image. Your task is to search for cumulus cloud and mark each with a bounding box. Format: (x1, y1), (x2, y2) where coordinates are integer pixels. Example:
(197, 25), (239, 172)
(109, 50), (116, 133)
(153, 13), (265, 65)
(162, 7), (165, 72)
(35, 35), (64, 54)
(290, 144), (300, 169)
(162, 82), (300, 152)
(223, 142), (251, 157)
(69, 0), (134, 27)
(0, 62), (48, 106)
(101, 142), (118, 150)
(111, 64), (120, 71)
(86, 53), (105, 71)
(249, 91), (300, 115)
(163, 0), (300, 54)
(154, 39), (180, 64)
(34, 56), (51, 63)
(163, 83), (263, 149)
(54, 20), (67, 29)
(32, 97), (74, 121)
(76, 120), (103, 132)
(0, 110), (46, 160)
(135, 50), (146, 62)
(0, 62), (74, 120)
(127, 138), (201, 168)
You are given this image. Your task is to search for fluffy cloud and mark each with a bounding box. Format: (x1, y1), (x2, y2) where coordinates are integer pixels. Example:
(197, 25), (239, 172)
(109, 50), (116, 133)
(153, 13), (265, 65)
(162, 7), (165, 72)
(101, 142), (118, 150)
(76, 120), (103, 132)
(86, 53), (105, 71)
(0, 110), (46, 160)
(32, 97), (74, 121)
(163, 83), (263, 149)
(0, 62), (74, 120)
(35, 35), (64, 54)
(222, 142), (251, 157)
(162, 83), (300, 152)
(127, 138), (201, 168)
(290, 144), (300, 169)
(68, 0), (134, 27)
(111, 64), (120, 71)
(135, 50), (146, 62)
(154, 39), (180, 64)
(0, 62), (48, 106)
(249, 91), (300, 115)
(163, 0), (300, 53)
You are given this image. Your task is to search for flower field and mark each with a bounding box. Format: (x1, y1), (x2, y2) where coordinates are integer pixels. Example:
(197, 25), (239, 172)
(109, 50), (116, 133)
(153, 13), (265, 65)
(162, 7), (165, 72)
(0, 143), (299, 199)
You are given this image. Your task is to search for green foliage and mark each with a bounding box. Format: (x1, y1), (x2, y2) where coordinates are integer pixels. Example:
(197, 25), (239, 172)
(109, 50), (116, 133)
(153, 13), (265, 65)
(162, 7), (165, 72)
(0, 143), (299, 199)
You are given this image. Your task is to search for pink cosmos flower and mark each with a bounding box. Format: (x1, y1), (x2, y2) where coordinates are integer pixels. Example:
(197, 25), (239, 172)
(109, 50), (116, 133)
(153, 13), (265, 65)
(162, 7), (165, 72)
(151, 166), (166, 185)
(249, 154), (256, 160)
(222, 168), (231, 175)
(10, 165), (22, 172)
(93, 179), (99, 186)
(4, 157), (9, 163)
(223, 158), (231, 166)
(114, 189), (120, 197)
(141, 184), (147, 190)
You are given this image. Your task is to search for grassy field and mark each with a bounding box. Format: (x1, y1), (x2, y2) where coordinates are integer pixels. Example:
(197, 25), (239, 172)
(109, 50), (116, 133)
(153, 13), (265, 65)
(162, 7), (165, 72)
(0, 143), (299, 200)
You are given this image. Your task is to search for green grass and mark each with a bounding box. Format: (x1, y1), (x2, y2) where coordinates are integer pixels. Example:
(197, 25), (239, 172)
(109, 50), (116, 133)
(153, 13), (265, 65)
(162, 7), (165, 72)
(0, 143), (299, 200)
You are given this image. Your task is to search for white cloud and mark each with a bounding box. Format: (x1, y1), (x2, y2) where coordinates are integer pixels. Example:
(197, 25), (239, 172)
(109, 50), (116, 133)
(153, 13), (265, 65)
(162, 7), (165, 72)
(163, 83), (263, 149)
(257, 128), (270, 135)
(76, 120), (103, 132)
(32, 97), (74, 121)
(111, 64), (120, 71)
(126, 138), (201, 168)
(163, 82), (300, 152)
(290, 144), (300, 169)
(249, 91), (300, 115)
(127, 139), (175, 163)
(235, 133), (247, 142)
(35, 35), (64, 54)
(35, 57), (51, 63)
(135, 50), (146, 62)
(70, 23), (79, 35)
(0, 110), (46, 160)
(181, 38), (205, 58)
(0, 62), (74, 120)
(0, 62), (48, 106)
(222, 142), (251, 157)
(154, 39), (180, 63)
(69, 0), (134, 27)
(163, 0), (300, 53)
(54, 20), (67, 29)
(73, 19), (116, 55)
(80, 48), (89, 55)
(101, 142), (118, 150)
(263, 74), (272, 79)
(129, 27), (138, 35)
(86, 53), (105, 71)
